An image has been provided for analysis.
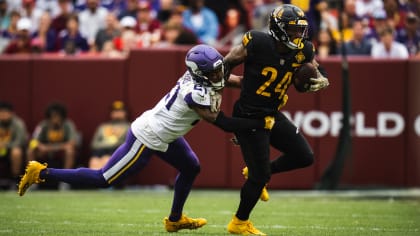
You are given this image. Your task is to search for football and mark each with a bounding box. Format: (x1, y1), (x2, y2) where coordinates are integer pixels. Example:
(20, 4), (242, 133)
(293, 63), (317, 92)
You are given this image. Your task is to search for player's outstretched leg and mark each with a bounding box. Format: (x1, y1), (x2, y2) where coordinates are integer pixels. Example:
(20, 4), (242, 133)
(227, 215), (266, 235)
(242, 167), (269, 201)
(163, 214), (207, 232)
(18, 161), (47, 196)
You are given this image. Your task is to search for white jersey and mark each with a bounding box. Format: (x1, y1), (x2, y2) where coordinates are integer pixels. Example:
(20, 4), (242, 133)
(131, 72), (212, 152)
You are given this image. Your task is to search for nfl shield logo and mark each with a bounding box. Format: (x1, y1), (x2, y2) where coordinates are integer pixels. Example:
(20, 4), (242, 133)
(279, 59), (285, 65)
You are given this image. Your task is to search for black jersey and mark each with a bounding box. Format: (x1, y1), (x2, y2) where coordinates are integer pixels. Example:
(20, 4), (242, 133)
(236, 30), (315, 118)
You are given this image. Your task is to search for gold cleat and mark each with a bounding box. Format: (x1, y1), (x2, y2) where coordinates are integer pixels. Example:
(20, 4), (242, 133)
(227, 215), (266, 235)
(18, 161), (47, 196)
(163, 214), (207, 232)
(242, 167), (269, 201)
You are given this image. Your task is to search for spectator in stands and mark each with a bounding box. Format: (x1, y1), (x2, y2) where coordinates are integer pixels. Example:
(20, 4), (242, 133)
(182, 0), (219, 45)
(27, 102), (79, 172)
(3, 17), (33, 54)
(135, 0), (161, 47)
(341, 18), (372, 55)
(36, 0), (60, 18)
(1, 10), (20, 39)
(100, 0), (126, 13)
(371, 26), (409, 58)
(251, 0), (281, 31)
(166, 5), (184, 26)
(89, 101), (129, 170)
(156, 0), (175, 23)
(315, 27), (338, 58)
(31, 12), (57, 53)
(383, 0), (407, 30)
(119, 29), (139, 55)
(57, 13), (89, 55)
(320, 1), (338, 32)
(100, 39), (122, 57)
(5, 0), (20, 13)
(365, 9), (389, 45)
(118, 0), (138, 20)
(0, 101), (28, 189)
(0, 0), (12, 53)
(94, 12), (120, 52)
(78, 0), (108, 50)
(73, 0), (85, 12)
(19, 0), (43, 33)
(396, 12), (420, 57)
(217, 8), (245, 47)
(344, 0), (358, 24)
(50, 0), (73, 35)
(154, 6), (198, 47)
(355, 0), (384, 20)
(113, 15), (140, 53)
(154, 20), (198, 47)
(0, 0), (9, 32)
(331, 11), (354, 44)
(407, 0), (420, 17)
(288, 0), (329, 41)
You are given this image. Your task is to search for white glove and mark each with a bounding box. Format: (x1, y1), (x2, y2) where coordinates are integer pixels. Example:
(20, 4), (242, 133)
(307, 76), (329, 92)
(210, 90), (222, 113)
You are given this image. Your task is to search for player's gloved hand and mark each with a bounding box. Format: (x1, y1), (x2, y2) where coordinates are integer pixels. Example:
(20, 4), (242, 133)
(210, 90), (222, 113)
(264, 116), (275, 130)
(308, 76), (329, 92)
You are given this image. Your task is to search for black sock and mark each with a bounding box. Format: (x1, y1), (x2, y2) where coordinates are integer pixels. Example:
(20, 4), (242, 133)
(169, 212), (182, 222)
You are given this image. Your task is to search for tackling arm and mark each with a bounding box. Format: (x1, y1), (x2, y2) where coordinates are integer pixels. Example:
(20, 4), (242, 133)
(192, 106), (274, 132)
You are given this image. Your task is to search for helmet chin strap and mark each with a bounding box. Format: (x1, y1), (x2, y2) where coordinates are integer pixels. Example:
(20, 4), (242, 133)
(285, 38), (304, 50)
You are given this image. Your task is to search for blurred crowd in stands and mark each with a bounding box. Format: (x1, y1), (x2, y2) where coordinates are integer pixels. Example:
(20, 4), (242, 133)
(0, 0), (419, 58)
(0, 100), (129, 190)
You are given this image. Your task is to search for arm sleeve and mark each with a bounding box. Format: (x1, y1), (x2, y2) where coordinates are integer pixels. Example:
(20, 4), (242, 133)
(212, 111), (265, 132)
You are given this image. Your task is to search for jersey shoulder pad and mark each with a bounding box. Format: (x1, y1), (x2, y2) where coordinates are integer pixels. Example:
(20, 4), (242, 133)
(242, 30), (274, 58)
(184, 85), (211, 107)
(242, 30), (270, 47)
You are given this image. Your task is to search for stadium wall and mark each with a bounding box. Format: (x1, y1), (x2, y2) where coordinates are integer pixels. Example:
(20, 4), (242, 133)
(0, 51), (419, 189)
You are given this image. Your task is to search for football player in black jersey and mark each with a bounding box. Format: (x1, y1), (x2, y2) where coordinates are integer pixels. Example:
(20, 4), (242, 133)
(223, 4), (329, 235)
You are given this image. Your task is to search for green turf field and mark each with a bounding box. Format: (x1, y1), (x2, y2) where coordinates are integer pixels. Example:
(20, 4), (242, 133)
(1, 189), (419, 235)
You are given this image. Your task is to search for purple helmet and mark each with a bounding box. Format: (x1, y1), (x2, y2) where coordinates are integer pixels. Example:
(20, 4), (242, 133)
(185, 44), (225, 89)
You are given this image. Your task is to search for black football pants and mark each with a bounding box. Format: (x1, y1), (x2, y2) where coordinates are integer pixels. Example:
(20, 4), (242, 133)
(233, 112), (314, 220)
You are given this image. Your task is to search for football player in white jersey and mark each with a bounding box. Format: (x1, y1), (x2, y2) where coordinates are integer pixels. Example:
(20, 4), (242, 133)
(17, 45), (275, 233)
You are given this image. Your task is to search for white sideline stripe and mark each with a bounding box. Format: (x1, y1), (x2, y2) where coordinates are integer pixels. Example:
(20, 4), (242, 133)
(103, 140), (142, 181)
